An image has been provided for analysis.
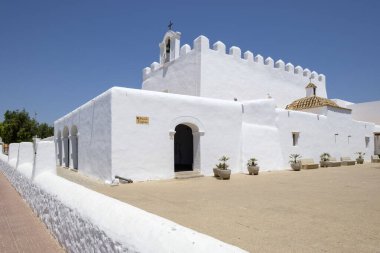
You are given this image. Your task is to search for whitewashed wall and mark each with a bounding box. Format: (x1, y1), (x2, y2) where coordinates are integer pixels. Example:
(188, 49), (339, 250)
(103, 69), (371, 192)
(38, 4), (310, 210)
(16, 142), (34, 179)
(111, 87), (242, 181)
(142, 35), (327, 108)
(241, 99), (284, 170)
(347, 101), (380, 125)
(55, 86), (379, 182)
(142, 49), (201, 96)
(276, 109), (376, 165)
(8, 143), (19, 167)
(54, 90), (113, 181)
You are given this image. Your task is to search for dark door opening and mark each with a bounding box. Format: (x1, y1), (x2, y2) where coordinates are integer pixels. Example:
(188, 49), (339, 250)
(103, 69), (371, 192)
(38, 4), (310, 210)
(174, 124), (193, 172)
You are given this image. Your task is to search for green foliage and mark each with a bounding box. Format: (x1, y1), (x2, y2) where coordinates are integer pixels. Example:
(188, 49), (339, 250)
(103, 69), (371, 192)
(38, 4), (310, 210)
(289, 154), (302, 163)
(216, 156), (229, 170)
(355, 152), (365, 159)
(320, 153), (331, 162)
(247, 157), (258, 166)
(0, 109), (54, 144)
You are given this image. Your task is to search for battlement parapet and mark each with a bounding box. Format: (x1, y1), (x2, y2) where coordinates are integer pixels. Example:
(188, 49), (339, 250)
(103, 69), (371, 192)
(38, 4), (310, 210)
(143, 35), (326, 83)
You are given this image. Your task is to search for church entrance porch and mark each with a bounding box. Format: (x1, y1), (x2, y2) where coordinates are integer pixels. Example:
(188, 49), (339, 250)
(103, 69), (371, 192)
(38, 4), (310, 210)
(174, 124), (193, 172)
(375, 133), (380, 155)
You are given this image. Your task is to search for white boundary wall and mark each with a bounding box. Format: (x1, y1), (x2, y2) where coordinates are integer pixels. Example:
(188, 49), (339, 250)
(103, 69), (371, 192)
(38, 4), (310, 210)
(16, 142), (34, 179)
(8, 143), (19, 167)
(0, 142), (247, 253)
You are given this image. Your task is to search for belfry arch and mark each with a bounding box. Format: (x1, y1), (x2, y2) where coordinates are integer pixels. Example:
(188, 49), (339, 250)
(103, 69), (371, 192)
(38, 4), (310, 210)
(57, 130), (62, 166)
(71, 125), (79, 170)
(62, 126), (70, 167)
(159, 30), (181, 65)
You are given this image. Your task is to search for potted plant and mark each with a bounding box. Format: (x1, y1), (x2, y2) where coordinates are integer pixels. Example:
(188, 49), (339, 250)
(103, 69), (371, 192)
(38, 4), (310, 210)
(247, 157), (259, 175)
(355, 152), (365, 164)
(289, 154), (302, 171)
(320, 153), (331, 167)
(215, 156), (231, 180)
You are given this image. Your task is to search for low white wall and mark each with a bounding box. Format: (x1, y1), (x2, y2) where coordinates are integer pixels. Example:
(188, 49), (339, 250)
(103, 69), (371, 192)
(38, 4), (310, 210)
(0, 153), (7, 161)
(16, 142), (34, 179)
(8, 143), (19, 167)
(0, 146), (246, 253)
(33, 141), (56, 179)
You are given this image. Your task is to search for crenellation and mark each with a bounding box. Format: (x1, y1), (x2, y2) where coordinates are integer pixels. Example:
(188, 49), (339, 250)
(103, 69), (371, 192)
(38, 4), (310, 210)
(254, 54), (264, 64)
(295, 66), (303, 75)
(144, 32), (327, 100)
(303, 68), (311, 77)
(142, 67), (151, 80)
(193, 35), (210, 52)
(310, 71), (318, 80)
(212, 41), (226, 54)
(318, 74), (325, 82)
(243, 51), (254, 62)
(229, 46), (241, 58)
(150, 62), (160, 71)
(275, 60), (285, 70)
(180, 44), (191, 56)
(285, 63), (294, 73)
(264, 57), (274, 67)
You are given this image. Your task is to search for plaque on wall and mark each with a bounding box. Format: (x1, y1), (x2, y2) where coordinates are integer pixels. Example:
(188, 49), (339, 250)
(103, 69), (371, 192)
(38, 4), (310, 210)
(136, 116), (149, 124)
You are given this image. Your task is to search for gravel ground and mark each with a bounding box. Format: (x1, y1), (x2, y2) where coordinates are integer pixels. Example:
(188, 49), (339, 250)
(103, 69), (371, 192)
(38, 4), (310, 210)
(58, 163), (380, 253)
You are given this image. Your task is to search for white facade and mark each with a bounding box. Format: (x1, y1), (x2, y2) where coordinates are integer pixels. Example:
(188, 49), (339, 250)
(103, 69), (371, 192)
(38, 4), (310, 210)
(143, 34), (327, 108)
(55, 31), (380, 182)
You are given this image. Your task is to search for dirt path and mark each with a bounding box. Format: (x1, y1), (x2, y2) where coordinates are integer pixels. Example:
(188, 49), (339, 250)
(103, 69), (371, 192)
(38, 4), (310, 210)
(58, 164), (380, 253)
(0, 172), (64, 253)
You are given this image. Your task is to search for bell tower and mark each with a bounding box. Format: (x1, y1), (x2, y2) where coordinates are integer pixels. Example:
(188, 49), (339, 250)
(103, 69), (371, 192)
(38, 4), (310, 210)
(159, 22), (181, 65)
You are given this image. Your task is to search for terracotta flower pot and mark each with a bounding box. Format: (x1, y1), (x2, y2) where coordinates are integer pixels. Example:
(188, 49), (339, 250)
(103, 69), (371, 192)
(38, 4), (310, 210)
(356, 158), (364, 164)
(213, 168), (219, 177)
(320, 161), (328, 167)
(217, 169), (231, 180)
(290, 162), (301, 171)
(248, 166), (259, 175)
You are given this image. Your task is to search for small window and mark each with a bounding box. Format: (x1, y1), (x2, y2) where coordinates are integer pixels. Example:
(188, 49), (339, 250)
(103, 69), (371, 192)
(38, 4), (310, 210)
(292, 132), (299, 146)
(365, 137), (370, 148)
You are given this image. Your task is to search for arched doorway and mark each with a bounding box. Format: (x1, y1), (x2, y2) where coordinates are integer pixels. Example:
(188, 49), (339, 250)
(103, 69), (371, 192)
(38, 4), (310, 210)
(62, 126), (70, 167)
(71, 125), (78, 170)
(174, 124), (194, 172)
(57, 131), (62, 166)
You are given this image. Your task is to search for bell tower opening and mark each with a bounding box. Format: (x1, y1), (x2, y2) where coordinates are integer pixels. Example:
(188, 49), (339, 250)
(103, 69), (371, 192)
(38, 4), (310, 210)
(159, 29), (181, 65)
(165, 38), (171, 63)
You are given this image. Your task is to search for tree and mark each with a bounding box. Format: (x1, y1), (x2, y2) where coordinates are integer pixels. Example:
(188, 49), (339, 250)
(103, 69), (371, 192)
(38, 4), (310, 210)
(0, 109), (54, 144)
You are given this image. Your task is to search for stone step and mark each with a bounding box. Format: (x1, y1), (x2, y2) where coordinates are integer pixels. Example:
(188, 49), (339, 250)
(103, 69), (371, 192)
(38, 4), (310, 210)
(175, 171), (204, 179)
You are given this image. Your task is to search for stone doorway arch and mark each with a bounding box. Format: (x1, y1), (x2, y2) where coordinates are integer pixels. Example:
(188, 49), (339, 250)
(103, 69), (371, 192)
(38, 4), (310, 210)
(174, 124), (194, 172)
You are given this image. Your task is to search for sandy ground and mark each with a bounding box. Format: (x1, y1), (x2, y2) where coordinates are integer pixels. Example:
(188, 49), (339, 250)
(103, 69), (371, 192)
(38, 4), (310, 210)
(58, 164), (380, 253)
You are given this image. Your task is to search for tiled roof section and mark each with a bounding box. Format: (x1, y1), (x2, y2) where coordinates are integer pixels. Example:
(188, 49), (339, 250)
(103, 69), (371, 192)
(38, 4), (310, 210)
(286, 95), (352, 111)
(305, 82), (317, 88)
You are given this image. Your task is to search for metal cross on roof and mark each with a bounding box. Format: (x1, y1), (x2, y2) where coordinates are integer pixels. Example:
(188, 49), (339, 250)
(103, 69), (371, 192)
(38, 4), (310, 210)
(168, 20), (173, 30)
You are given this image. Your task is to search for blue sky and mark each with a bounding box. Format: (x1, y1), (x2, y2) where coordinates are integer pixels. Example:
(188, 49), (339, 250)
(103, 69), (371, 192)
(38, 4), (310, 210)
(0, 0), (379, 124)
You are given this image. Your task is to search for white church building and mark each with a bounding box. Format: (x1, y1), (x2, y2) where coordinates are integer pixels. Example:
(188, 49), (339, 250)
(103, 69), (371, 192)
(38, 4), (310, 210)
(54, 29), (380, 182)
